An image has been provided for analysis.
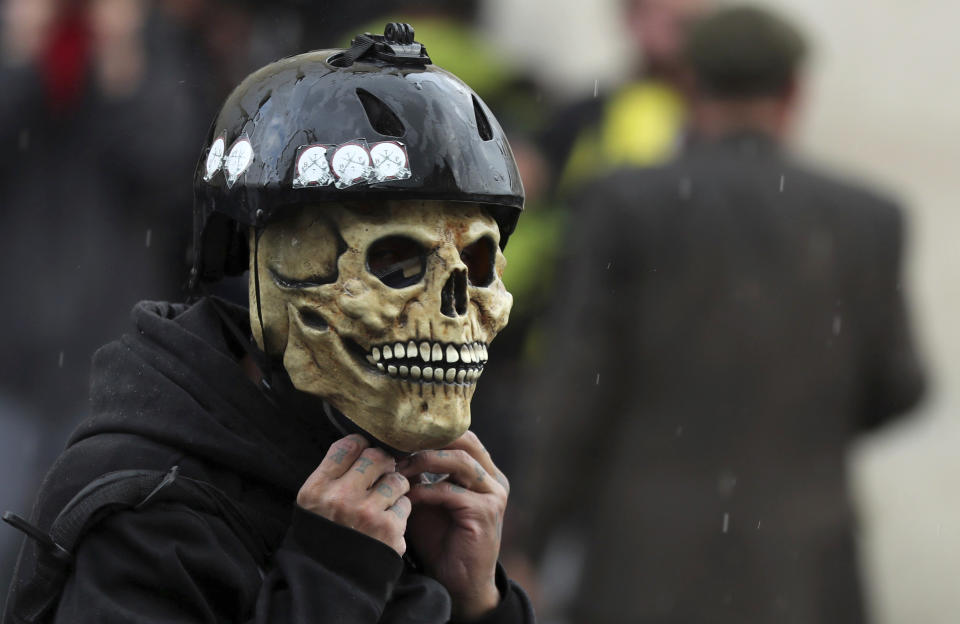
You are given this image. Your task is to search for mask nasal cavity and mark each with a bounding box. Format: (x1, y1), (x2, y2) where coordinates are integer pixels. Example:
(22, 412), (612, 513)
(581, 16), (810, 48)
(440, 269), (468, 318)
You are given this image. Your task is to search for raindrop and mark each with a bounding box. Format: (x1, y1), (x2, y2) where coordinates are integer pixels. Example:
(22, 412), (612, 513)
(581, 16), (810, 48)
(595, 373), (600, 385)
(779, 174), (786, 192)
(593, 79), (599, 98)
(145, 229), (152, 248)
(832, 314), (842, 336)
(606, 262), (612, 270)
(414, 81), (423, 91)
(722, 513), (730, 533)
(718, 471), (737, 497)
(58, 351), (64, 368)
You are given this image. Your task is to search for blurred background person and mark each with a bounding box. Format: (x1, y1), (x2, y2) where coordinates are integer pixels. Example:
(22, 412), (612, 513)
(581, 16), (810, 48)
(474, 0), (708, 505)
(516, 6), (925, 623)
(539, 0), (707, 194)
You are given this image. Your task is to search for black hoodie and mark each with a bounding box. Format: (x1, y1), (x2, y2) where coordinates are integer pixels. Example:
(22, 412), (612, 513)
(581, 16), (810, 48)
(5, 298), (533, 623)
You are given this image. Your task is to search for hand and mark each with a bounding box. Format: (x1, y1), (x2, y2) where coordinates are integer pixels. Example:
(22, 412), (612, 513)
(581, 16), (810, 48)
(399, 431), (510, 622)
(297, 434), (411, 556)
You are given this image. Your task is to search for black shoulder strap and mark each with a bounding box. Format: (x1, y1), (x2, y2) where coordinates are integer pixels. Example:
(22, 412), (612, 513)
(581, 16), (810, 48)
(3, 467), (275, 624)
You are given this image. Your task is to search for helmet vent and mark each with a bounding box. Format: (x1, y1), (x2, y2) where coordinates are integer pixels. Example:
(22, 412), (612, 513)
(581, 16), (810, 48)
(356, 88), (405, 137)
(327, 52), (350, 68)
(472, 95), (493, 141)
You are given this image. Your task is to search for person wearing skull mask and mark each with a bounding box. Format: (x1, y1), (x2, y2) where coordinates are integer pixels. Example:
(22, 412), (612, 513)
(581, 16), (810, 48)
(4, 25), (533, 624)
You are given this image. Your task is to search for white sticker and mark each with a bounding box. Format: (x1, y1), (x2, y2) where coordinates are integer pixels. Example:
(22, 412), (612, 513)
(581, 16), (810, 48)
(293, 144), (334, 188)
(224, 137), (254, 187)
(369, 141), (411, 182)
(331, 142), (372, 189)
(290, 139), (413, 189)
(204, 135), (226, 181)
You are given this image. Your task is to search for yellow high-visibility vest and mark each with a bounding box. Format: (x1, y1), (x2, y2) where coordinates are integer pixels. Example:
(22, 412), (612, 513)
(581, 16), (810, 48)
(560, 80), (686, 191)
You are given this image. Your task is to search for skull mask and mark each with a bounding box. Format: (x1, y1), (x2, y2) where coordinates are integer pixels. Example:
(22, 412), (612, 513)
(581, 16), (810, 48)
(250, 200), (512, 452)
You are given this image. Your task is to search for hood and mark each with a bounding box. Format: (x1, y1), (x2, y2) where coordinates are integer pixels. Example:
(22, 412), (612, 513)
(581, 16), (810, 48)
(68, 297), (339, 496)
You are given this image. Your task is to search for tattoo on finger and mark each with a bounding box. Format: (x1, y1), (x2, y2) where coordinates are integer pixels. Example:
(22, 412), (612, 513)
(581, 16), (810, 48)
(354, 457), (374, 474)
(474, 462), (485, 483)
(450, 483), (466, 494)
(377, 482), (394, 497)
(332, 446), (349, 464)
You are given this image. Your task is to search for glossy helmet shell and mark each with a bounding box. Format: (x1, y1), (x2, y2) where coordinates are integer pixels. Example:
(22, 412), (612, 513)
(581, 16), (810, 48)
(192, 33), (524, 283)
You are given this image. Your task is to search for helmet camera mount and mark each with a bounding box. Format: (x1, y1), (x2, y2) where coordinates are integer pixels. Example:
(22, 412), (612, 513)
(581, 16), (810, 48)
(332, 23), (432, 68)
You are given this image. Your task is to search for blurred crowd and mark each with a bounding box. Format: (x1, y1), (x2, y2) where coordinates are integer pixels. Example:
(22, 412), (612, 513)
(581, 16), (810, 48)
(0, 0), (307, 594)
(0, 0), (927, 622)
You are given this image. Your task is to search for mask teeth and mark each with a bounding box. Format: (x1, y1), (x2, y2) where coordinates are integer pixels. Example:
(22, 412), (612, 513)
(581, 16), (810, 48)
(365, 340), (488, 385)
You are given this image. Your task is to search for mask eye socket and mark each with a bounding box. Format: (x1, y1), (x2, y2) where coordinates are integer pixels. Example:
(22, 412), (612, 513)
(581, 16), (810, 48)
(461, 236), (495, 287)
(367, 235), (426, 288)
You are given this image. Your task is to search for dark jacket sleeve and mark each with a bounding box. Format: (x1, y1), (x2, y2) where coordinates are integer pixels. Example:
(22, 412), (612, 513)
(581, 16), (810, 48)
(467, 564), (536, 624)
(855, 202), (926, 429)
(55, 504), (405, 623)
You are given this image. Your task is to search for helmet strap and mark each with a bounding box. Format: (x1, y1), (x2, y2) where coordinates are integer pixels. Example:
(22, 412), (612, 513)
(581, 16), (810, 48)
(338, 34), (376, 67)
(198, 226), (276, 397)
(251, 226), (276, 392)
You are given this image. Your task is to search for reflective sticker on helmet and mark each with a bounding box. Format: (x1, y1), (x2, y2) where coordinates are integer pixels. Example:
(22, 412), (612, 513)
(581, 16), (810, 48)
(290, 139), (413, 189)
(203, 135), (226, 182)
(224, 136), (254, 188)
(293, 144), (334, 188)
(331, 141), (373, 189)
(369, 141), (411, 182)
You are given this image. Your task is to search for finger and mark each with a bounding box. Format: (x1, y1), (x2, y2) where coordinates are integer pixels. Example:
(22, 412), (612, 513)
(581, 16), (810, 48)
(407, 482), (504, 540)
(406, 479), (479, 509)
(368, 472), (410, 508)
(309, 434), (369, 484)
(399, 448), (495, 494)
(445, 431), (510, 495)
(387, 494), (411, 521)
(343, 446), (397, 490)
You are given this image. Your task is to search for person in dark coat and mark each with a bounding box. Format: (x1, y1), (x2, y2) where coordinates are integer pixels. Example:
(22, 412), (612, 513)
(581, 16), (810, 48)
(4, 26), (534, 624)
(519, 7), (925, 623)
(6, 299), (531, 623)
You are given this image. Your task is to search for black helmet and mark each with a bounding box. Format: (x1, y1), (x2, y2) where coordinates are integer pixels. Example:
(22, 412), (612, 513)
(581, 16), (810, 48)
(192, 23), (524, 285)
